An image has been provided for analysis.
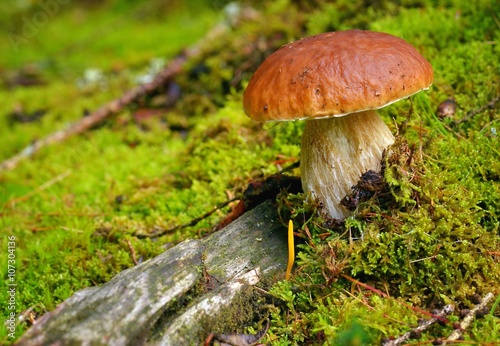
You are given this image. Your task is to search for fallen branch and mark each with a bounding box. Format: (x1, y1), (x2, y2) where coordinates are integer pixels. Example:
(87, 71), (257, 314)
(15, 200), (287, 346)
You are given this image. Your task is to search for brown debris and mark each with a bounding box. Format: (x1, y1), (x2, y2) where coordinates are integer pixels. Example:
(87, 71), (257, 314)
(340, 170), (386, 211)
(205, 319), (269, 346)
(8, 104), (47, 125)
(214, 169), (302, 231)
(436, 98), (457, 118)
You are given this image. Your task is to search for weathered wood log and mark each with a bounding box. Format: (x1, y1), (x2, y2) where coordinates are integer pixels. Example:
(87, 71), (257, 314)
(16, 200), (288, 346)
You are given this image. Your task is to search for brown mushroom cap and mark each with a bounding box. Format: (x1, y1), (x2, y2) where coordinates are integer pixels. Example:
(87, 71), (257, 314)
(243, 30), (434, 121)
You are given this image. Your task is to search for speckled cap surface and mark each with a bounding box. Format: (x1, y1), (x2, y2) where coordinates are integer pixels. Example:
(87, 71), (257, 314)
(243, 30), (433, 121)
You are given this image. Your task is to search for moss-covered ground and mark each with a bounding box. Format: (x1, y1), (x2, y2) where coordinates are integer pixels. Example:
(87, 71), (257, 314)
(1, 0), (499, 344)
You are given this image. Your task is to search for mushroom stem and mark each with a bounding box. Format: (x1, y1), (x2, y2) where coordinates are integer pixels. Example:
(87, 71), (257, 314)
(300, 110), (395, 219)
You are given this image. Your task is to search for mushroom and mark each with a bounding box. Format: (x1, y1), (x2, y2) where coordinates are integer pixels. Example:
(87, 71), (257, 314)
(243, 30), (433, 219)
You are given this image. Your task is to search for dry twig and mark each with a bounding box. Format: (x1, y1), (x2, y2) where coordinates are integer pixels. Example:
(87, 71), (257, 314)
(3, 169), (72, 208)
(454, 95), (500, 125)
(125, 239), (139, 265)
(382, 292), (495, 345)
(382, 305), (454, 346)
(340, 273), (451, 323)
(444, 292), (494, 344)
(135, 197), (238, 238)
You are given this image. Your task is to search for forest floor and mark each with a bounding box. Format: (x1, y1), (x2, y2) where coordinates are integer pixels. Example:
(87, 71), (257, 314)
(1, 0), (499, 344)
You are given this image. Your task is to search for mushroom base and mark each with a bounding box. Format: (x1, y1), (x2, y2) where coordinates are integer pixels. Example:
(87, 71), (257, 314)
(300, 110), (395, 219)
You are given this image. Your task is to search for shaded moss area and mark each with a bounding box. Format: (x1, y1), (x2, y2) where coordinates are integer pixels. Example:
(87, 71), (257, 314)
(0, 0), (499, 344)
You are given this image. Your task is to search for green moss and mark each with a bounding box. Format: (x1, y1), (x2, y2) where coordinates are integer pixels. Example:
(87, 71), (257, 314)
(268, 128), (499, 343)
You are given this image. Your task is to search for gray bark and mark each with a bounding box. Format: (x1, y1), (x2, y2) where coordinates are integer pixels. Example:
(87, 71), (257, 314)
(16, 200), (288, 346)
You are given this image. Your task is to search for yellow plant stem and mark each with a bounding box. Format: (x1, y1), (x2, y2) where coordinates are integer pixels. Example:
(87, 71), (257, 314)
(285, 219), (295, 280)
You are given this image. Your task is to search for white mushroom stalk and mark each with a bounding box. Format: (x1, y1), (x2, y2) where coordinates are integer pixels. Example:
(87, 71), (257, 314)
(301, 110), (394, 219)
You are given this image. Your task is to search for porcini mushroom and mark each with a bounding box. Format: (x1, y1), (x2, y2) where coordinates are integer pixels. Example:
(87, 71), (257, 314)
(243, 30), (433, 219)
